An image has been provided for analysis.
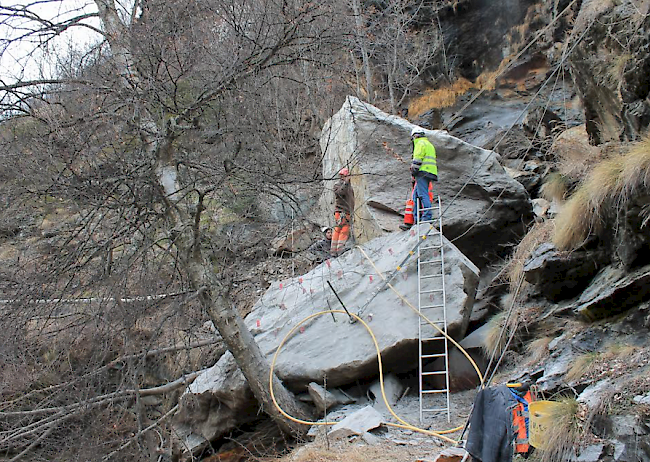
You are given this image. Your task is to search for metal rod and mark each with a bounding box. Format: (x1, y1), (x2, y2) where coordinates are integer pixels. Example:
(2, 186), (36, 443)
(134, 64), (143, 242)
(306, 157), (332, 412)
(326, 280), (353, 322)
(326, 299), (337, 322)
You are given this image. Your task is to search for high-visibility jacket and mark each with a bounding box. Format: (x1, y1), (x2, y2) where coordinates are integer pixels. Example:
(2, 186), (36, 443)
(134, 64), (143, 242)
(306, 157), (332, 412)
(412, 137), (438, 177)
(511, 389), (534, 454)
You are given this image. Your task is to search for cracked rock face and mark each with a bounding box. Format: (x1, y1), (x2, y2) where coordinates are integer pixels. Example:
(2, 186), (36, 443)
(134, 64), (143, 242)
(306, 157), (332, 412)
(569, 1), (650, 144)
(316, 96), (532, 267)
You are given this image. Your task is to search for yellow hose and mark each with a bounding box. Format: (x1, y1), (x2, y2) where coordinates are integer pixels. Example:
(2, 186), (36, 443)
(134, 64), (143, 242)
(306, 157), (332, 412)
(356, 245), (485, 386)
(269, 310), (459, 444)
(268, 245), (485, 444)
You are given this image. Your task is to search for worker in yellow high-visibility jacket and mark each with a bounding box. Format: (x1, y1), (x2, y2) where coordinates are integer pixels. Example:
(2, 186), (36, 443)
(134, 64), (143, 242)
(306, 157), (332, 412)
(409, 127), (438, 223)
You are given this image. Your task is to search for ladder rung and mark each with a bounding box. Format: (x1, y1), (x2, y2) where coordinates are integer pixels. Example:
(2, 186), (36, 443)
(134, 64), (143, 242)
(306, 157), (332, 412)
(420, 274), (442, 280)
(421, 353), (446, 359)
(420, 288), (443, 294)
(422, 389), (449, 394)
(420, 304), (445, 309)
(419, 259), (442, 265)
(420, 321), (446, 328)
(419, 317), (445, 324)
(422, 371), (447, 376)
(422, 408), (450, 413)
(419, 257), (442, 264)
(421, 336), (445, 342)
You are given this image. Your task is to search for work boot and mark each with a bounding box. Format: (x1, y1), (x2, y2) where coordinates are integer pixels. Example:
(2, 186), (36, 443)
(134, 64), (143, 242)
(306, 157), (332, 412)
(399, 223), (412, 231)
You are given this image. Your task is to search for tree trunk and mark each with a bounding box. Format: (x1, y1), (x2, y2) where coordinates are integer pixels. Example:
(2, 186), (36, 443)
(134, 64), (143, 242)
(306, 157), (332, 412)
(351, 0), (373, 103)
(95, 0), (312, 438)
(186, 257), (311, 436)
(388, 42), (398, 115)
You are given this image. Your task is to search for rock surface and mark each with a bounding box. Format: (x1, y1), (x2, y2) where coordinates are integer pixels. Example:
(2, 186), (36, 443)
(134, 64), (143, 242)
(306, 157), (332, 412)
(172, 352), (258, 456)
(368, 374), (405, 413)
(328, 405), (384, 439)
(174, 229), (479, 450)
(248, 229), (478, 389)
(308, 382), (341, 413)
(523, 243), (610, 301)
(575, 264), (650, 321)
(317, 96), (532, 267)
(568, 1), (650, 143)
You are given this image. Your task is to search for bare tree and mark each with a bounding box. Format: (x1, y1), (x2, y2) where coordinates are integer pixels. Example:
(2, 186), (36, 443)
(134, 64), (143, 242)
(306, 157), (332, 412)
(337, 0), (447, 114)
(376, 0), (444, 114)
(0, 0), (341, 458)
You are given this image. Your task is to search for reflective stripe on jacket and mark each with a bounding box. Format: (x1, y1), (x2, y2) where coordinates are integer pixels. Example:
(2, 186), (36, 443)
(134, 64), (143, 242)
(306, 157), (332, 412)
(412, 137), (437, 176)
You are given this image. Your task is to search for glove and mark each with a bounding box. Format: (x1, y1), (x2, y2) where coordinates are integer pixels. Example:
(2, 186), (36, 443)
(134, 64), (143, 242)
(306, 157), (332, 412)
(410, 164), (420, 176)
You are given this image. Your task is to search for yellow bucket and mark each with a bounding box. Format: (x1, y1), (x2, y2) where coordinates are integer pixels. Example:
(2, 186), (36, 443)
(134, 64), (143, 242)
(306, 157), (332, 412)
(529, 400), (565, 449)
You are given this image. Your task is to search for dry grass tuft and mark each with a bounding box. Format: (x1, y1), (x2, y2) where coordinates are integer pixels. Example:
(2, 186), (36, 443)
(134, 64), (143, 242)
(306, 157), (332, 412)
(550, 125), (603, 181)
(526, 336), (552, 364)
(566, 352), (599, 383)
(617, 136), (650, 199)
(540, 173), (569, 202)
(474, 69), (499, 91)
(553, 135), (650, 250)
(483, 311), (510, 358)
(604, 53), (632, 89)
(553, 187), (595, 250)
(538, 397), (582, 462)
(603, 342), (636, 360)
(505, 220), (555, 291)
(408, 78), (475, 117)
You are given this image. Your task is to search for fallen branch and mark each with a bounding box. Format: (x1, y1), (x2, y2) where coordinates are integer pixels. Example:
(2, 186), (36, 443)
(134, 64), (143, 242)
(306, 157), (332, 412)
(101, 405), (179, 461)
(0, 291), (191, 305)
(9, 424), (55, 462)
(1, 371), (202, 418)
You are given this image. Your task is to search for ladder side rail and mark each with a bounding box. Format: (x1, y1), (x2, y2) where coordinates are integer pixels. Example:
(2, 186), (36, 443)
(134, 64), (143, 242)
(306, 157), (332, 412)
(417, 209), (424, 423)
(437, 192), (451, 422)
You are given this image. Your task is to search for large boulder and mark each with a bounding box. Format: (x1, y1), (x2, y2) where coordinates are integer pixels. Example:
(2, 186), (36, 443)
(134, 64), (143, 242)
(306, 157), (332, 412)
(316, 96), (531, 267)
(174, 228), (479, 451)
(172, 352), (258, 457)
(568, 1), (650, 143)
(576, 264), (650, 321)
(523, 243), (611, 301)
(250, 229), (479, 388)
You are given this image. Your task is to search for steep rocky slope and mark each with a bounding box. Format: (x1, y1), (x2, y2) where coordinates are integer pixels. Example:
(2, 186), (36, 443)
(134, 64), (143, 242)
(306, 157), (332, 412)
(2, 0), (650, 461)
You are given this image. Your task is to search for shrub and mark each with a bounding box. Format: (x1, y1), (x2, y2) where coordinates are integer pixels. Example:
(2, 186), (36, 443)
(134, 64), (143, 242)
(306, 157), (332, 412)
(553, 135), (650, 250)
(407, 78), (474, 118)
(538, 397), (582, 462)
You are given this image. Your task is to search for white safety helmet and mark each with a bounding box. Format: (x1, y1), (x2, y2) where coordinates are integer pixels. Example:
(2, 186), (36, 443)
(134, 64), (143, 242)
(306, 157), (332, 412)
(321, 226), (331, 234)
(410, 127), (425, 138)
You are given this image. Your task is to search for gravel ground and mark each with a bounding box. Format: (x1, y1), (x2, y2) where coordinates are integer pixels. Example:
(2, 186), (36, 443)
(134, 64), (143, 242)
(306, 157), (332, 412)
(273, 388), (480, 462)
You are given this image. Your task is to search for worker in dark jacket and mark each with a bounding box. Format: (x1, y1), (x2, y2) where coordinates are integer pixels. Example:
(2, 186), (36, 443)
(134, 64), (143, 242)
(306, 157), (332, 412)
(307, 227), (332, 261)
(409, 127), (438, 223)
(331, 167), (355, 257)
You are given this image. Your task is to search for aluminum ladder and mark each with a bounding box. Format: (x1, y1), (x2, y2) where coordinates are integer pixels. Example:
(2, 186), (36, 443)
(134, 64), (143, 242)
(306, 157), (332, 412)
(416, 191), (450, 423)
